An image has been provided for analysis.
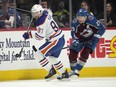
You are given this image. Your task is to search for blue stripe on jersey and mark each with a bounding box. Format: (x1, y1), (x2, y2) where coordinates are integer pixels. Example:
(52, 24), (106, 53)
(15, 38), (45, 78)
(54, 30), (62, 38)
(36, 11), (48, 26)
(35, 33), (44, 38)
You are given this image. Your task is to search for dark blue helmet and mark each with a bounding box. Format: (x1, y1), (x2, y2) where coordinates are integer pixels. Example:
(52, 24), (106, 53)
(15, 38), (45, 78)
(76, 8), (87, 16)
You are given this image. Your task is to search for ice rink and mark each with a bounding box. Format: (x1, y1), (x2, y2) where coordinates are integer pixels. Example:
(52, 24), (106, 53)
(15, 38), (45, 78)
(0, 77), (116, 87)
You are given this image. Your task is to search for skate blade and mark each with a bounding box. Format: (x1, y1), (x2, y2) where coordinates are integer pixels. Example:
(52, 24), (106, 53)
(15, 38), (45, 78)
(57, 78), (70, 81)
(45, 74), (58, 81)
(45, 78), (55, 81)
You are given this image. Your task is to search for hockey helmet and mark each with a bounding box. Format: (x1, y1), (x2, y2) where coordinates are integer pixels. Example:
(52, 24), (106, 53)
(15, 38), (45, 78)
(76, 8), (87, 17)
(76, 8), (87, 23)
(31, 4), (44, 18)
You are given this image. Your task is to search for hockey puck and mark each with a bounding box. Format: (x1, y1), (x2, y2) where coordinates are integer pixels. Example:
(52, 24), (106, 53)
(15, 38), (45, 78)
(15, 54), (21, 58)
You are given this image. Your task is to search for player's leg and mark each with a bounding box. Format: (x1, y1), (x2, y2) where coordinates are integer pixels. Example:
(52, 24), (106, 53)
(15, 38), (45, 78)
(69, 49), (78, 71)
(32, 45), (53, 78)
(44, 64), (57, 79)
(74, 47), (91, 75)
(68, 44), (83, 77)
(49, 56), (69, 80)
(68, 49), (80, 78)
(46, 37), (69, 80)
(74, 39), (99, 76)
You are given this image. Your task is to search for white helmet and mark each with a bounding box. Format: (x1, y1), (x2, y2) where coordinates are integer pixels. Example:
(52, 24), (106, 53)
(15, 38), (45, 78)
(31, 4), (44, 14)
(31, 4), (44, 19)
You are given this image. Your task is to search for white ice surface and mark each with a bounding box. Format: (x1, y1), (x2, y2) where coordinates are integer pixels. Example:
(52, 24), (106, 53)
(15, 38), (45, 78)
(0, 77), (116, 87)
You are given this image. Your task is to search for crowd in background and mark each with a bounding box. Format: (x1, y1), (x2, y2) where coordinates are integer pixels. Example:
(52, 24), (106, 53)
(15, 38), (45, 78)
(0, 0), (22, 28)
(0, 0), (116, 29)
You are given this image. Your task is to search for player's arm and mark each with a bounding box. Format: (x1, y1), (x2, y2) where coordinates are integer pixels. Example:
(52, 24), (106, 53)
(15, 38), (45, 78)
(22, 25), (46, 40)
(71, 20), (80, 47)
(71, 19), (79, 40)
(71, 27), (78, 40)
(88, 15), (106, 37)
(96, 20), (105, 37)
(88, 15), (106, 43)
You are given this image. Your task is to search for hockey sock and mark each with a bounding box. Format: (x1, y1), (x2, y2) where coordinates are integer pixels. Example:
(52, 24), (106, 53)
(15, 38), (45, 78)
(70, 61), (77, 71)
(75, 58), (86, 71)
(33, 46), (52, 71)
(75, 47), (91, 71)
(49, 56), (65, 74)
(39, 57), (52, 71)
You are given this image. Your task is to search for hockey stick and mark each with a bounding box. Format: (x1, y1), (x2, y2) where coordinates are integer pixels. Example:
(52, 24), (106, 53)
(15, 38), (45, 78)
(15, 18), (33, 58)
(8, 6), (31, 13)
(62, 40), (91, 50)
(62, 46), (70, 49)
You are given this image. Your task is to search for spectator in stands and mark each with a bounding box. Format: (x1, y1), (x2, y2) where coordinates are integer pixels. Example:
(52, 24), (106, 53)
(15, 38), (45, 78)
(53, 1), (69, 28)
(41, 0), (53, 16)
(8, 0), (22, 27)
(106, 2), (116, 27)
(81, 1), (93, 15)
(72, 0), (98, 18)
(0, 0), (12, 28)
(99, 2), (116, 27)
(0, 0), (22, 29)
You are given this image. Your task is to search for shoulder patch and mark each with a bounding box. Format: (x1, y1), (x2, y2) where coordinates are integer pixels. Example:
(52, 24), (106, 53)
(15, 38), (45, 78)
(88, 16), (94, 20)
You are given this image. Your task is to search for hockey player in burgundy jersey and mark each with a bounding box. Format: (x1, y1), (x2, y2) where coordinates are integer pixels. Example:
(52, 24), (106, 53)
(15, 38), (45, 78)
(68, 8), (105, 77)
(22, 4), (69, 80)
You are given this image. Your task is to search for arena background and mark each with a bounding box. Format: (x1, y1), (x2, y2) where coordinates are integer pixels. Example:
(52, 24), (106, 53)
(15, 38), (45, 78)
(0, 0), (116, 81)
(0, 27), (116, 81)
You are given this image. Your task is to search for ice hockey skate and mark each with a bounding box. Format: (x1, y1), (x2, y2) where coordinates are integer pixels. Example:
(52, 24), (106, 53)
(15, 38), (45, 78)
(45, 65), (57, 80)
(57, 69), (69, 80)
(68, 70), (79, 79)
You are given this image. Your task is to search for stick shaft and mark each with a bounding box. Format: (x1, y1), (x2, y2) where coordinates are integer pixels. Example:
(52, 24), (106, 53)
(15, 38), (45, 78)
(16, 18), (33, 57)
(62, 41), (90, 50)
(8, 6), (30, 13)
(62, 46), (70, 49)
(27, 18), (33, 32)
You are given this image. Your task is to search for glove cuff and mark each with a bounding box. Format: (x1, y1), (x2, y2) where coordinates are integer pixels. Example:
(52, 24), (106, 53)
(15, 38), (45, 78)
(28, 31), (32, 38)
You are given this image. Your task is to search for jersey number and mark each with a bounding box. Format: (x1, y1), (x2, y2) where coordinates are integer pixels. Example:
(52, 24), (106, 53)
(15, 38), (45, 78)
(50, 21), (59, 31)
(96, 20), (100, 26)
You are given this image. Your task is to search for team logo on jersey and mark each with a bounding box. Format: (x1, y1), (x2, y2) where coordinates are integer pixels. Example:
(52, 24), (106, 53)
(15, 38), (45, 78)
(88, 16), (94, 20)
(37, 27), (43, 34)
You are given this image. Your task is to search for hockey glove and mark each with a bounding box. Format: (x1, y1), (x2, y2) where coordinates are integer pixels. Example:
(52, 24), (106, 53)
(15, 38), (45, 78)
(72, 39), (79, 47)
(23, 31), (32, 40)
